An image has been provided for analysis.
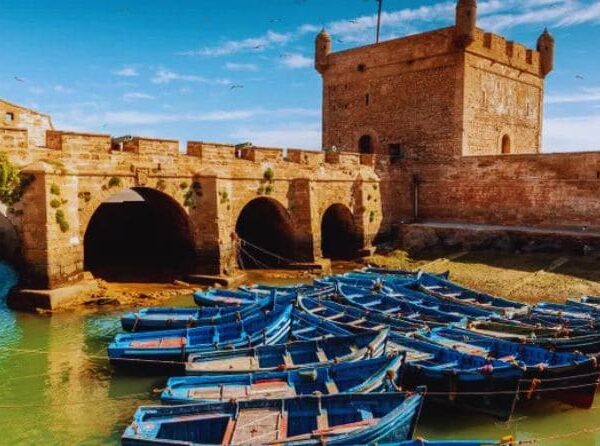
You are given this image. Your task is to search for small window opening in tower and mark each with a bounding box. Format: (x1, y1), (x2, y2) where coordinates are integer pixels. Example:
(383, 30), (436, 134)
(359, 134), (373, 154)
(365, 93), (370, 106)
(388, 144), (403, 164)
(501, 134), (511, 154)
(4, 112), (14, 124)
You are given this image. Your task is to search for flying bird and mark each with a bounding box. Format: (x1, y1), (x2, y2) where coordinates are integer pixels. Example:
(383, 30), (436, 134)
(575, 75), (584, 80)
(253, 45), (264, 50)
(270, 18), (281, 23)
(349, 19), (359, 24)
(229, 84), (244, 90)
(14, 76), (24, 82)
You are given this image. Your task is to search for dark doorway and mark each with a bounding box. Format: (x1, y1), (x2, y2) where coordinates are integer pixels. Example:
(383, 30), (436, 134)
(321, 204), (358, 260)
(235, 198), (295, 268)
(84, 188), (196, 282)
(501, 134), (511, 154)
(358, 134), (373, 154)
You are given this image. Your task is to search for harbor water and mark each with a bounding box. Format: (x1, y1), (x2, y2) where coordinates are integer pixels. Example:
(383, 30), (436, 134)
(0, 262), (599, 445)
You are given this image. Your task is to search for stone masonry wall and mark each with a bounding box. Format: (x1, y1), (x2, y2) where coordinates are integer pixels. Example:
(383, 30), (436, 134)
(321, 28), (464, 163)
(409, 152), (600, 228)
(463, 29), (543, 156)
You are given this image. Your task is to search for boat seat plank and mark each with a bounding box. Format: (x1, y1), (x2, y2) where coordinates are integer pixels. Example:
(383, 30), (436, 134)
(187, 356), (256, 373)
(325, 380), (339, 394)
(230, 408), (281, 444)
(316, 348), (328, 362)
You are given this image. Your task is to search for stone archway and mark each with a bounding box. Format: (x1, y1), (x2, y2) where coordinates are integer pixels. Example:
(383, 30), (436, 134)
(235, 197), (296, 268)
(83, 187), (195, 282)
(321, 204), (359, 260)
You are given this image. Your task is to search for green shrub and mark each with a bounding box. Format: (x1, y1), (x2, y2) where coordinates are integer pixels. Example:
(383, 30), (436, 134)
(263, 168), (274, 182)
(50, 183), (61, 196)
(369, 210), (376, 223)
(108, 176), (122, 188)
(50, 198), (61, 208)
(179, 182), (189, 190)
(55, 209), (70, 233)
(265, 184), (274, 195)
(0, 155), (35, 205)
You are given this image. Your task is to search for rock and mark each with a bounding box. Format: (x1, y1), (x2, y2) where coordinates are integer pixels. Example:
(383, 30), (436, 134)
(400, 226), (439, 254)
(173, 280), (191, 287)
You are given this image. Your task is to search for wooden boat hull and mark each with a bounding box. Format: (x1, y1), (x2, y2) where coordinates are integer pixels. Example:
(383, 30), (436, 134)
(415, 272), (528, 316)
(108, 306), (293, 372)
(121, 293), (291, 332)
(389, 334), (522, 421)
(122, 391), (425, 445)
(163, 354), (405, 404)
(185, 329), (389, 375)
(427, 327), (600, 409)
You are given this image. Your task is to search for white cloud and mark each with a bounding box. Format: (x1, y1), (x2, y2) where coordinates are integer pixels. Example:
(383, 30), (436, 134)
(54, 85), (74, 93)
(114, 67), (139, 77)
(51, 105), (319, 130)
(151, 69), (230, 85)
(543, 115), (600, 151)
(181, 31), (291, 57)
(225, 62), (259, 72)
(546, 88), (600, 104)
(123, 92), (155, 101)
(281, 54), (312, 69)
(230, 123), (321, 149)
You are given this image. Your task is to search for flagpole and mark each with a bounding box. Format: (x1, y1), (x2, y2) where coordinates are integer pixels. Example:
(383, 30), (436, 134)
(376, 0), (383, 43)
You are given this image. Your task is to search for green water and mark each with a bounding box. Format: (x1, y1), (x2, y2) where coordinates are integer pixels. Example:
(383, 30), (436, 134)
(0, 264), (599, 445)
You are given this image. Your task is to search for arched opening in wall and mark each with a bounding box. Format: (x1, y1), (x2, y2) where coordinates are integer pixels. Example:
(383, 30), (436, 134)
(358, 135), (373, 154)
(84, 187), (196, 282)
(321, 204), (359, 260)
(0, 211), (20, 265)
(501, 134), (511, 154)
(235, 197), (295, 268)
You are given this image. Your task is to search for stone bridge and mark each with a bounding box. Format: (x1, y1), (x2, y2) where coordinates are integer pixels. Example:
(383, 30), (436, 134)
(0, 125), (391, 301)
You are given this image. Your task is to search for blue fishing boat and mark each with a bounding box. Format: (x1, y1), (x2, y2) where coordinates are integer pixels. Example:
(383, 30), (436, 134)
(299, 297), (522, 420)
(424, 326), (600, 409)
(389, 441), (509, 446)
(362, 266), (450, 280)
(192, 287), (295, 307)
(465, 319), (600, 355)
(121, 292), (291, 332)
(163, 354), (405, 404)
(121, 391), (425, 445)
(185, 329), (389, 375)
(108, 305), (293, 372)
(289, 308), (352, 341)
(299, 295), (425, 334)
(566, 296), (600, 313)
(336, 283), (490, 325)
(534, 302), (599, 321)
(415, 272), (528, 316)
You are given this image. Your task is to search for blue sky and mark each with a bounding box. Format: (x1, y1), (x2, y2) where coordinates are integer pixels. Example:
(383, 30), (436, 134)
(0, 0), (599, 152)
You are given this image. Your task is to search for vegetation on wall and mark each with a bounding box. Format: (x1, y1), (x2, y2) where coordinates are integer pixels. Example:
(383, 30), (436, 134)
(55, 209), (69, 233)
(0, 154), (35, 208)
(183, 181), (203, 209)
(257, 167), (275, 195)
(48, 180), (70, 233)
(156, 179), (167, 191)
(78, 191), (92, 203)
(107, 176), (122, 189)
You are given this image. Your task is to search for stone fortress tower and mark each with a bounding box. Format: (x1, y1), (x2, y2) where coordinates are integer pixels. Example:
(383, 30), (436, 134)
(315, 0), (554, 161)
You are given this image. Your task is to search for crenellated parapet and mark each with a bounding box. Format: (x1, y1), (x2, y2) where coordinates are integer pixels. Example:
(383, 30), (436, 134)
(467, 29), (542, 77)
